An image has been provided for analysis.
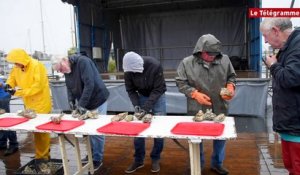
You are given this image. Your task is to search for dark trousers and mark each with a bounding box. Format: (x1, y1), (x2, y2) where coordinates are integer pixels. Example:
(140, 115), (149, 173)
(0, 96), (18, 149)
(134, 94), (166, 163)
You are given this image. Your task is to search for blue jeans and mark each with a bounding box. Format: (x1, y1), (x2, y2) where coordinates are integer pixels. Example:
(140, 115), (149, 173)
(200, 140), (226, 167)
(134, 94), (166, 163)
(0, 96), (18, 149)
(90, 101), (107, 162)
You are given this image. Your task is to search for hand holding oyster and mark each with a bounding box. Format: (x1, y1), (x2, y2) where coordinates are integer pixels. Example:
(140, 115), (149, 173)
(220, 88), (233, 96)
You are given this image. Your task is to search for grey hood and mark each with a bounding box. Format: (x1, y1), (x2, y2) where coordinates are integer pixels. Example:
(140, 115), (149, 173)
(192, 34), (222, 55)
(123, 51), (144, 73)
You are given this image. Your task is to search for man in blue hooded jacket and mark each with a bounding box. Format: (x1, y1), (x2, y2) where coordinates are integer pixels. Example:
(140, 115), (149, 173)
(52, 53), (109, 171)
(0, 78), (19, 156)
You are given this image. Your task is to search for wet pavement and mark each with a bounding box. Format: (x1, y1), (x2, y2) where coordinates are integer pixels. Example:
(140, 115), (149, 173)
(0, 93), (289, 175)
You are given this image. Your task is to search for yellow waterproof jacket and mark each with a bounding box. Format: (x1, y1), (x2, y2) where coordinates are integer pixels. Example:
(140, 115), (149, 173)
(6, 49), (52, 113)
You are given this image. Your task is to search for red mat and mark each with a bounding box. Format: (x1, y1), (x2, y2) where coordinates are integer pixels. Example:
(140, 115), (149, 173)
(97, 122), (150, 136)
(171, 122), (225, 136)
(0, 117), (29, 127)
(36, 120), (85, 132)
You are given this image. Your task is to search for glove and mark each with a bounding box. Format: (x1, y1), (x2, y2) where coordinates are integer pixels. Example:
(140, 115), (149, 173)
(134, 106), (147, 120)
(76, 106), (87, 115)
(134, 106), (141, 114)
(7, 89), (16, 95)
(221, 83), (235, 101)
(3, 84), (16, 95)
(191, 90), (212, 106)
(69, 101), (76, 110)
(4, 84), (11, 92)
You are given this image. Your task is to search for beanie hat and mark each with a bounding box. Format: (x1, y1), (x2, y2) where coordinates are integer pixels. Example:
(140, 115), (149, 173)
(123, 51), (144, 73)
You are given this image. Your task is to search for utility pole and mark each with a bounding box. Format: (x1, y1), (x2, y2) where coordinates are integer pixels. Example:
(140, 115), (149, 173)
(70, 6), (75, 47)
(27, 29), (32, 54)
(40, 0), (46, 54)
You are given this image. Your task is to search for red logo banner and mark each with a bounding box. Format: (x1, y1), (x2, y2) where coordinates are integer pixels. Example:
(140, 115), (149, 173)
(249, 8), (300, 18)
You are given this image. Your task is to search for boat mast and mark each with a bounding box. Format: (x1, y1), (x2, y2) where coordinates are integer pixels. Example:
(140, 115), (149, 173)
(40, 0), (46, 54)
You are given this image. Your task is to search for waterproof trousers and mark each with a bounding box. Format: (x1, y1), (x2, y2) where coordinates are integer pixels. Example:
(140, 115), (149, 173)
(34, 133), (50, 160)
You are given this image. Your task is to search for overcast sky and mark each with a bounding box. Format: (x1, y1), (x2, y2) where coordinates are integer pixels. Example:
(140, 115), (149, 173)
(0, 0), (299, 55)
(0, 0), (74, 55)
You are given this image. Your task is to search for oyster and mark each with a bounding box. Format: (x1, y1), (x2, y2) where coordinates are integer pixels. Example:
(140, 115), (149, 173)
(17, 109), (37, 119)
(111, 112), (128, 122)
(220, 88), (233, 96)
(0, 108), (6, 114)
(123, 114), (134, 122)
(78, 110), (99, 120)
(71, 110), (80, 118)
(142, 114), (153, 123)
(193, 110), (205, 122)
(203, 109), (216, 121)
(50, 113), (64, 124)
(23, 165), (36, 174)
(213, 113), (226, 123)
(38, 162), (51, 174)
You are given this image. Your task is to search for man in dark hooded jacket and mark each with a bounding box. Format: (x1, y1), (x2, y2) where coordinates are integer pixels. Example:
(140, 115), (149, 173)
(176, 34), (236, 175)
(122, 51), (166, 174)
(52, 53), (109, 171)
(260, 18), (300, 175)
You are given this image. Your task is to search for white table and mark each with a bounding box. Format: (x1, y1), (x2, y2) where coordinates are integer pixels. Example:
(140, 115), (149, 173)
(0, 114), (237, 175)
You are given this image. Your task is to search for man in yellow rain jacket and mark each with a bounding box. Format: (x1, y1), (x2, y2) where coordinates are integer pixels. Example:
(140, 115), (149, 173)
(5, 48), (52, 161)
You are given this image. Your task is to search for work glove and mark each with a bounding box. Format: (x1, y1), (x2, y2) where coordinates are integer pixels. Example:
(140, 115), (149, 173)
(72, 106), (87, 118)
(76, 106), (87, 115)
(4, 84), (11, 91)
(134, 106), (147, 120)
(4, 84), (16, 95)
(190, 90), (212, 106)
(221, 83), (235, 101)
(6, 89), (16, 95)
(69, 101), (76, 110)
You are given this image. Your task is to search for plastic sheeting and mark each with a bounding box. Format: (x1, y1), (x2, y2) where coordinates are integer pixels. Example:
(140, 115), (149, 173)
(50, 79), (270, 117)
(228, 80), (270, 118)
(50, 83), (70, 111)
(120, 7), (245, 70)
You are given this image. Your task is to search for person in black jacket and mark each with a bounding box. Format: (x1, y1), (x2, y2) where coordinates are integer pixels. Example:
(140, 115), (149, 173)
(260, 18), (300, 174)
(52, 53), (109, 171)
(122, 51), (167, 174)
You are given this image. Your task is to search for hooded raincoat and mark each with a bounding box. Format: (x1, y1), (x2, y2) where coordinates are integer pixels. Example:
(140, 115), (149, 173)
(6, 48), (51, 159)
(176, 34), (236, 115)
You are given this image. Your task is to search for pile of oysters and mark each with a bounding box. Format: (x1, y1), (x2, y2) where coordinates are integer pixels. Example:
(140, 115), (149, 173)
(193, 109), (225, 123)
(72, 109), (99, 120)
(111, 112), (152, 123)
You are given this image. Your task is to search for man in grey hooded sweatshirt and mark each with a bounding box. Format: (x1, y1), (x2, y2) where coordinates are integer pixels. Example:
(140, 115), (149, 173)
(176, 34), (236, 175)
(122, 51), (167, 174)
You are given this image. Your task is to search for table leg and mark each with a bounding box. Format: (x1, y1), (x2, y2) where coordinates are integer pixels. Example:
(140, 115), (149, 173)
(188, 140), (201, 175)
(74, 136), (83, 173)
(71, 135), (93, 175)
(58, 134), (70, 175)
(85, 135), (94, 174)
